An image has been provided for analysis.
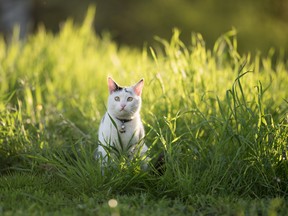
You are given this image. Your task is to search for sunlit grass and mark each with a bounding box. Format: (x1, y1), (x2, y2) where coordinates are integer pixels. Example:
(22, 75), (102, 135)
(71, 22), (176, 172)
(0, 7), (288, 215)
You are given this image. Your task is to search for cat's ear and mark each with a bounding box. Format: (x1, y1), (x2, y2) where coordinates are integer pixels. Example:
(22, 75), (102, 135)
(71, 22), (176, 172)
(133, 79), (144, 96)
(108, 77), (121, 94)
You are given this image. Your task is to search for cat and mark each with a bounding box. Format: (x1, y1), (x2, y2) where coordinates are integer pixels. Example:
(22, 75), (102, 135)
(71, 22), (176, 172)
(96, 77), (149, 169)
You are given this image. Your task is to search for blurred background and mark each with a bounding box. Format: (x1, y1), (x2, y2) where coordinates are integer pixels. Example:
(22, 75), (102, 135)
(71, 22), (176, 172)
(0, 0), (287, 57)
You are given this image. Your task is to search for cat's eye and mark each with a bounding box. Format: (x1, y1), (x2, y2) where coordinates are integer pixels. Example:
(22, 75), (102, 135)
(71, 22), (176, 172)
(114, 96), (120, 101)
(127, 97), (133, 102)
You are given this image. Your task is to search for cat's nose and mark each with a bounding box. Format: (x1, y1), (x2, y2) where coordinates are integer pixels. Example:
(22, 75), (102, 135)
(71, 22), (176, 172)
(120, 105), (126, 111)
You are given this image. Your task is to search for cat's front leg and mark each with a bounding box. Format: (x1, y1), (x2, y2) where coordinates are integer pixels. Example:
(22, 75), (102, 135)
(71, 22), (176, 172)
(129, 143), (150, 170)
(95, 144), (108, 171)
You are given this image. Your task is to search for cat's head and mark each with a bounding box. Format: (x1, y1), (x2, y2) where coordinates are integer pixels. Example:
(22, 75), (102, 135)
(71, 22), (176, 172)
(107, 77), (144, 119)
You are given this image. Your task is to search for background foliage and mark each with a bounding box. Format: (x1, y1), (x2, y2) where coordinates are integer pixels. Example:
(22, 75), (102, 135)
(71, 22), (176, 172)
(32, 0), (288, 57)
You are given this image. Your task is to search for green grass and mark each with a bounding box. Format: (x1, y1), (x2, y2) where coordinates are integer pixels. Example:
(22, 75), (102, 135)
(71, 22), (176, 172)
(1, 8), (288, 215)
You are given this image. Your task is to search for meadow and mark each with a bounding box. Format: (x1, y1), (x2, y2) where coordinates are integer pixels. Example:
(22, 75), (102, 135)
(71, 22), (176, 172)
(1, 9), (288, 215)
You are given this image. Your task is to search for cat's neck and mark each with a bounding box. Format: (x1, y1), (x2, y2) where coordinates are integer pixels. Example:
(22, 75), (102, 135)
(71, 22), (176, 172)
(115, 117), (133, 123)
(108, 112), (140, 133)
(107, 112), (140, 122)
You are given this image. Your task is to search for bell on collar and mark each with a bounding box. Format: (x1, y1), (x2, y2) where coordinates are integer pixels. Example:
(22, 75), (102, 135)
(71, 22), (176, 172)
(119, 122), (126, 133)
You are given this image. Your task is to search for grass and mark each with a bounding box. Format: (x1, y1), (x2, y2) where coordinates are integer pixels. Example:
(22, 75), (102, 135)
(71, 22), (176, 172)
(1, 7), (288, 215)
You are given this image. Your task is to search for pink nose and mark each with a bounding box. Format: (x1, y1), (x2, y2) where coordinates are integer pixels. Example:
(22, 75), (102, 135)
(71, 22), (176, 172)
(121, 104), (126, 109)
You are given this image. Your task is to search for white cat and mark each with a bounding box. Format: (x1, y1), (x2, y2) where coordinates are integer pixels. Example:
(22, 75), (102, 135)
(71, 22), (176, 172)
(96, 77), (149, 169)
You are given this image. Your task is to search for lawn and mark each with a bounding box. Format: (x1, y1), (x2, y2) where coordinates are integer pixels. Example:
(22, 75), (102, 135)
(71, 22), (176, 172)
(1, 8), (288, 215)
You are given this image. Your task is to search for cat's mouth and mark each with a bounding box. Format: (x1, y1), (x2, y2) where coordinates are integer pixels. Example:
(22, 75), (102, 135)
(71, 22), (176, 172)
(118, 109), (129, 117)
(117, 109), (133, 118)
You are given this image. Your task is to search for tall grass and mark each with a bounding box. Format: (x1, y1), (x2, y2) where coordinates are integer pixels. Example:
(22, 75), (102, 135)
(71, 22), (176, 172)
(0, 7), (287, 201)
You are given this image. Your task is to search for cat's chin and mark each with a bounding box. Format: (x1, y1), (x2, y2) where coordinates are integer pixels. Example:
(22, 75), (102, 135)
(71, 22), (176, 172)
(111, 109), (133, 118)
(108, 110), (130, 119)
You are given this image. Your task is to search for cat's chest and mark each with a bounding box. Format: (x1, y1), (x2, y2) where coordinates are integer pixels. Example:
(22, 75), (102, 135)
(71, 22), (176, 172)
(113, 120), (140, 139)
(100, 114), (143, 140)
(107, 120), (142, 150)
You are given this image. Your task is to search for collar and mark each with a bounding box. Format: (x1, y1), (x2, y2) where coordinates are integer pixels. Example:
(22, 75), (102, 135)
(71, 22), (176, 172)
(107, 112), (133, 123)
(115, 117), (133, 133)
(115, 117), (133, 123)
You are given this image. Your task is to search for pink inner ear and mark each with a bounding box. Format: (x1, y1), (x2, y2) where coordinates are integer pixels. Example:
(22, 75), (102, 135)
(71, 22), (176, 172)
(133, 79), (144, 96)
(108, 77), (116, 94)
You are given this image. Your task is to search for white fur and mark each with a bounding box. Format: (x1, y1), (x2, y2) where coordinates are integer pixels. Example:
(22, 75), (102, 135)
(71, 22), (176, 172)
(97, 78), (148, 168)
